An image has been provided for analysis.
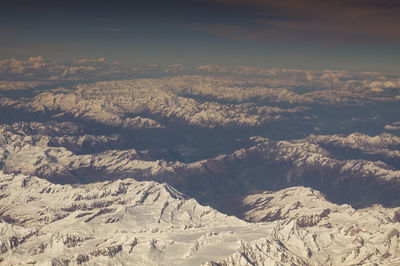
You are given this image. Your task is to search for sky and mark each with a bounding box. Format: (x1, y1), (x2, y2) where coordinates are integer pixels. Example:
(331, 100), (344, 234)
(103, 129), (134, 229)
(1, 0), (400, 72)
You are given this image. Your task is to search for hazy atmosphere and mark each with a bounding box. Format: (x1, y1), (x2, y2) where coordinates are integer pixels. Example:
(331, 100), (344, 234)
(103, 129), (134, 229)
(1, 1), (400, 265)
(2, 0), (400, 71)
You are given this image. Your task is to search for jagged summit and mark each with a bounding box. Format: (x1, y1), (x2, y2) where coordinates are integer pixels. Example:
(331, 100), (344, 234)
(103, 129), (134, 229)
(1, 171), (399, 265)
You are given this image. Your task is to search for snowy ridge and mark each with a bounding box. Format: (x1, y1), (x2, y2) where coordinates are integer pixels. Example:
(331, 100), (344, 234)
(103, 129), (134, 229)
(0, 122), (175, 183)
(0, 122), (399, 207)
(248, 135), (400, 182)
(202, 239), (309, 266)
(0, 69), (399, 265)
(3, 78), (308, 129)
(1, 172), (399, 265)
(0, 172), (248, 265)
(305, 133), (400, 158)
(204, 186), (400, 266)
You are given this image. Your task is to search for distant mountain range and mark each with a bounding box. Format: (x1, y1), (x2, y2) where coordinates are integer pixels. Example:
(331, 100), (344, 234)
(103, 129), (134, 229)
(0, 73), (399, 265)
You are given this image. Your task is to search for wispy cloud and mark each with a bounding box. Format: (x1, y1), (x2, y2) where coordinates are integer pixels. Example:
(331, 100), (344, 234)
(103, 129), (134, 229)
(0, 56), (188, 85)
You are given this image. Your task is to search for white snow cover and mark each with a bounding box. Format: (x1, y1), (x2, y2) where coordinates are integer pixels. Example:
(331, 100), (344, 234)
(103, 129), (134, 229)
(0, 73), (399, 265)
(0, 172), (399, 265)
